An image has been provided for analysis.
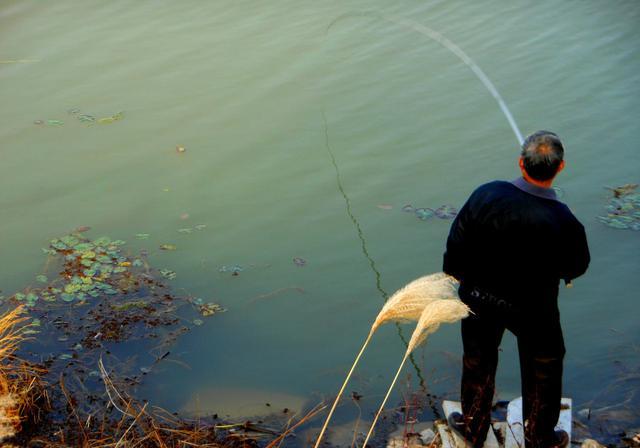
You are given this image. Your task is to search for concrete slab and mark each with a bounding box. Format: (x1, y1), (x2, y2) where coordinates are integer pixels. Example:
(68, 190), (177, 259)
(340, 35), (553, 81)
(505, 397), (572, 448)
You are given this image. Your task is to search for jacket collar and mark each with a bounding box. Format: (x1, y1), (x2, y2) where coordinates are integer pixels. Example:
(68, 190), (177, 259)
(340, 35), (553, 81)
(511, 177), (558, 201)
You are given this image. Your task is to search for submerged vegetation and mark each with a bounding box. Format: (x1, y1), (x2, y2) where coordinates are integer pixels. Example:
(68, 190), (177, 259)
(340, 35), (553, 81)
(0, 230), (241, 446)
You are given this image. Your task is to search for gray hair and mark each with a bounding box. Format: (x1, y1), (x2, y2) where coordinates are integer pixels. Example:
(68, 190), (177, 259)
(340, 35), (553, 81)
(520, 130), (564, 181)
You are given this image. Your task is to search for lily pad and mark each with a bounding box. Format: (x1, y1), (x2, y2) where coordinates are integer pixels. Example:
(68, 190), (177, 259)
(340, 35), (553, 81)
(177, 228), (193, 234)
(47, 119), (64, 126)
(61, 293), (76, 302)
(36, 274), (48, 283)
(78, 114), (96, 123)
(199, 303), (225, 317)
(598, 186), (640, 231)
(434, 205), (458, 219)
(414, 208), (435, 221)
(219, 264), (243, 273)
(159, 269), (177, 280)
(160, 244), (177, 251)
(135, 233), (150, 240)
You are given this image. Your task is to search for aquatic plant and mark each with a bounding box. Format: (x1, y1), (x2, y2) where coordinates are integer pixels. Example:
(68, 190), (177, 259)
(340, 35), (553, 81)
(313, 273), (458, 448)
(597, 184), (640, 231)
(362, 299), (470, 447)
(1, 230), (229, 445)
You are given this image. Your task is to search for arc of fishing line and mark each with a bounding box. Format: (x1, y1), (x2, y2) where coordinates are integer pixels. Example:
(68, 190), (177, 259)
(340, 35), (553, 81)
(327, 11), (525, 145)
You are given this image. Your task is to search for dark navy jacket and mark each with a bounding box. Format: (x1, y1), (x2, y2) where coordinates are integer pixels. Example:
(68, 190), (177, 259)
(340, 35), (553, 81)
(443, 178), (590, 311)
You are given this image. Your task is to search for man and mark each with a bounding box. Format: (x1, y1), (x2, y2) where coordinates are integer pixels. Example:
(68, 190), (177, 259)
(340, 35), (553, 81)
(442, 131), (590, 448)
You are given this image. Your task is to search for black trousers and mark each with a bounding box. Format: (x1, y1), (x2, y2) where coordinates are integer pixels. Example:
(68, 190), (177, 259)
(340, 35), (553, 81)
(459, 285), (565, 448)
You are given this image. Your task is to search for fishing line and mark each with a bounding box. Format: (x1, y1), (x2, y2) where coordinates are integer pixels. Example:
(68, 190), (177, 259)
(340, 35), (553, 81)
(327, 11), (525, 146)
(322, 111), (428, 393)
(322, 10), (526, 416)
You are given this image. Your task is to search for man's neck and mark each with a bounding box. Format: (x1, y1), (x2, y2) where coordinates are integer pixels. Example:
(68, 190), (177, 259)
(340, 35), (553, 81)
(522, 172), (554, 189)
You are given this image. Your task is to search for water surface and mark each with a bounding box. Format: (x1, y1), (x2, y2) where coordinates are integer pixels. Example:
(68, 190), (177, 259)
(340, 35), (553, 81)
(1, 0), (639, 439)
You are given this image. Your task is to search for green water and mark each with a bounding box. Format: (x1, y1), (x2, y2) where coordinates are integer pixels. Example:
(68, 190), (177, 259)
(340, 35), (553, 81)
(1, 0), (639, 432)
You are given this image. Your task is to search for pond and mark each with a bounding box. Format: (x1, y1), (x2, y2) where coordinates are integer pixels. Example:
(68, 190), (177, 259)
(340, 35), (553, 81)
(1, 1), (638, 445)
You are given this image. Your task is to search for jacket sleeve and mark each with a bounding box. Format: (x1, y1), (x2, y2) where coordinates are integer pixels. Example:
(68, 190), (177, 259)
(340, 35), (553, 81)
(560, 219), (590, 282)
(443, 198), (473, 281)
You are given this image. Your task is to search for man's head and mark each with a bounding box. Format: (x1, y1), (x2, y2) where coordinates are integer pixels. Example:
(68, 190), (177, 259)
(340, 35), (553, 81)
(519, 130), (565, 183)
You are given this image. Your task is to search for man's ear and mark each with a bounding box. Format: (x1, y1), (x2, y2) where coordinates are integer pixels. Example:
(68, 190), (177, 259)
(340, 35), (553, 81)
(557, 160), (565, 174)
(518, 157), (526, 173)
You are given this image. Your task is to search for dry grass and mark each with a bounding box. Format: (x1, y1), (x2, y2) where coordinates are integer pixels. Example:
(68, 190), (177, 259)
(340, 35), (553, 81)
(0, 306), (48, 443)
(313, 273), (459, 448)
(371, 273), (458, 333)
(362, 299), (470, 448)
(407, 299), (470, 353)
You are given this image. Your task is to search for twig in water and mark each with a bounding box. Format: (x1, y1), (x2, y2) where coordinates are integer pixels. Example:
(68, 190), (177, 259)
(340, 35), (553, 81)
(249, 286), (305, 304)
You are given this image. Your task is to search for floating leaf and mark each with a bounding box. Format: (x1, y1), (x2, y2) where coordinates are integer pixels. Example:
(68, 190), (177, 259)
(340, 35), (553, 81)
(293, 257), (306, 267)
(377, 204), (393, 210)
(219, 264), (243, 273)
(81, 250), (96, 259)
(199, 303), (226, 317)
(61, 235), (79, 246)
(112, 300), (147, 311)
(51, 241), (67, 250)
(47, 119), (64, 126)
(15, 293), (26, 301)
(132, 259), (143, 267)
(61, 293), (75, 302)
(78, 114), (96, 123)
(36, 274), (48, 283)
(135, 233), (150, 240)
(75, 243), (93, 252)
(42, 248), (56, 255)
(193, 319), (204, 326)
(434, 205), (458, 219)
(160, 244), (177, 251)
(194, 224), (207, 231)
(159, 269), (177, 280)
(94, 237), (111, 246)
(415, 208), (435, 221)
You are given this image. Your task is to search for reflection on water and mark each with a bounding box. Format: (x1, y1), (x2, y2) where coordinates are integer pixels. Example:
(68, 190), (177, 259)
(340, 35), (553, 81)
(1, 0), (639, 444)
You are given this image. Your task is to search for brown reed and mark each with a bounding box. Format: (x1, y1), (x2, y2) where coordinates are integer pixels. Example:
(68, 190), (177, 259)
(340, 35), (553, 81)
(313, 273), (458, 448)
